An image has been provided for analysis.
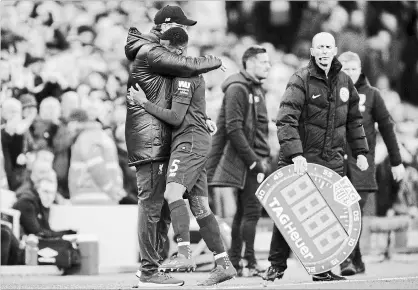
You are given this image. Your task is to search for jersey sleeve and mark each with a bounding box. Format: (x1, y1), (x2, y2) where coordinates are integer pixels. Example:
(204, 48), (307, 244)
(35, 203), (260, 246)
(171, 78), (194, 105)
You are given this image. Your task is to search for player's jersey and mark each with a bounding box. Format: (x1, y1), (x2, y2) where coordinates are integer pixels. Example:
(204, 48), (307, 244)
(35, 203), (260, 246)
(170, 75), (211, 157)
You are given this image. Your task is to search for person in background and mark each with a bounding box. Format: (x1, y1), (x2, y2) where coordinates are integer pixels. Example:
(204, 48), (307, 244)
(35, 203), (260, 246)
(67, 108), (127, 205)
(263, 32), (369, 283)
(52, 92), (80, 200)
(114, 122), (138, 204)
(1, 97), (35, 191)
(338, 51), (404, 276)
(12, 159), (76, 238)
(206, 45), (272, 277)
(1, 221), (23, 265)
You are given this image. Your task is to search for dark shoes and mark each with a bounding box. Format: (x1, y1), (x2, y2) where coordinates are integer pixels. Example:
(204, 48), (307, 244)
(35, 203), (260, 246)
(356, 262), (366, 274)
(261, 265), (285, 282)
(234, 260), (264, 277)
(341, 259), (366, 276)
(312, 271), (347, 281)
(340, 261), (357, 276)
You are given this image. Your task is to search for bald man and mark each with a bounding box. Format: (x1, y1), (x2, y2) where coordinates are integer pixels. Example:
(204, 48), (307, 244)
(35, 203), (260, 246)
(262, 32), (369, 282)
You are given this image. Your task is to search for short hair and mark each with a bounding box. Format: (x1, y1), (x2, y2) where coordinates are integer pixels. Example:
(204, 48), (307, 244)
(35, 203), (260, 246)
(160, 27), (188, 48)
(338, 51), (361, 66)
(242, 45), (267, 69)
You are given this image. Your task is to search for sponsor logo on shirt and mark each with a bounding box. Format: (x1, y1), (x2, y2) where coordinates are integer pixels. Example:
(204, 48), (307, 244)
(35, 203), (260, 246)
(177, 81), (191, 95)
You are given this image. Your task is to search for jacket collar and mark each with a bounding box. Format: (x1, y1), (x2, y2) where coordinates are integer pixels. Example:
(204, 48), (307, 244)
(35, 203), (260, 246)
(308, 55), (342, 82)
(240, 69), (262, 86)
(354, 73), (370, 90)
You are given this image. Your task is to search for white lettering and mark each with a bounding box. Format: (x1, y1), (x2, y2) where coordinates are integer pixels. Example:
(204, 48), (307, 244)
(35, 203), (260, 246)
(178, 81), (190, 89)
(279, 214), (290, 225)
(269, 198), (314, 260)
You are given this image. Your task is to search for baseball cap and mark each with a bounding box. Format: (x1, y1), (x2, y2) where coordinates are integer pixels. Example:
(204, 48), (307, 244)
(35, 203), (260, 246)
(154, 5), (197, 26)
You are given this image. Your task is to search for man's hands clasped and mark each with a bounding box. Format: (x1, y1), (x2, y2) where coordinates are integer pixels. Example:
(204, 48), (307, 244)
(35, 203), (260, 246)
(250, 159), (270, 183)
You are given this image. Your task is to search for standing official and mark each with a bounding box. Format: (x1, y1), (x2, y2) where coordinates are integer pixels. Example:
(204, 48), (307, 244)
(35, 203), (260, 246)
(206, 46), (271, 276)
(338, 51), (404, 276)
(262, 32), (369, 282)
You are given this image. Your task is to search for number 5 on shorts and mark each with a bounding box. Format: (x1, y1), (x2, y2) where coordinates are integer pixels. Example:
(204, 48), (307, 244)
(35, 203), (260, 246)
(169, 159), (180, 177)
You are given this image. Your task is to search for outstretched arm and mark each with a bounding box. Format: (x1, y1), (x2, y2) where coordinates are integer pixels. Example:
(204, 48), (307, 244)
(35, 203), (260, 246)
(147, 46), (222, 77)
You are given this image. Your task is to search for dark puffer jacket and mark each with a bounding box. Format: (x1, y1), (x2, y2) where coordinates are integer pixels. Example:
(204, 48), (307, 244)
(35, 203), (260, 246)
(276, 56), (369, 174)
(346, 73), (401, 191)
(124, 27), (222, 166)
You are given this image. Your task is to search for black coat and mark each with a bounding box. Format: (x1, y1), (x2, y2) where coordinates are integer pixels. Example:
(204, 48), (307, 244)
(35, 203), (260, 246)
(207, 71), (266, 189)
(276, 56), (369, 174)
(124, 27), (222, 166)
(1, 129), (27, 191)
(346, 74), (402, 191)
(12, 181), (73, 238)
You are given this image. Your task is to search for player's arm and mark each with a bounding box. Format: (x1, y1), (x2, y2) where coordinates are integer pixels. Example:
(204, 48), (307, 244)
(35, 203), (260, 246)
(276, 73), (306, 160)
(372, 90), (402, 166)
(147, 46), (222, 77)
(131, 78), (194, 126)
(143, 101), (189, 127)
(346, 78), (369, 158)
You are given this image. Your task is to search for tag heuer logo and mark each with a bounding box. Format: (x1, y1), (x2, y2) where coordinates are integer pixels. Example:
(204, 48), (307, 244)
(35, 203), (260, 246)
(38, 247), (58, 258)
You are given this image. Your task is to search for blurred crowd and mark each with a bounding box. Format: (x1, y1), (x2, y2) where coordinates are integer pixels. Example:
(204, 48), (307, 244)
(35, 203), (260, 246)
(1, 0), (418, 229)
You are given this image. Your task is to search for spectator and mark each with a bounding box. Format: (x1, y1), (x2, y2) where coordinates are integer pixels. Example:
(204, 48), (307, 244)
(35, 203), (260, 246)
(375, 74), (401, 113)
(52, 91), (79, 199)
(12, 160), (75, 238)
(1, 223), (23, 265)
(114, 122), (137, 204)
(1, 97), (34, 191)
(67, 108), (127, 204)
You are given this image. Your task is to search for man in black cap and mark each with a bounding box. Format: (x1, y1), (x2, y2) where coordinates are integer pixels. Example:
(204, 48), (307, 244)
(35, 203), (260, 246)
(129, 27), (237, 286)
(125, 4), (222, 287)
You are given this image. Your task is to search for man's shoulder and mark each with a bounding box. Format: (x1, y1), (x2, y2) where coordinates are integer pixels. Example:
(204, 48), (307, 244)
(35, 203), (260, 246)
(292, 66), (310, 82)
